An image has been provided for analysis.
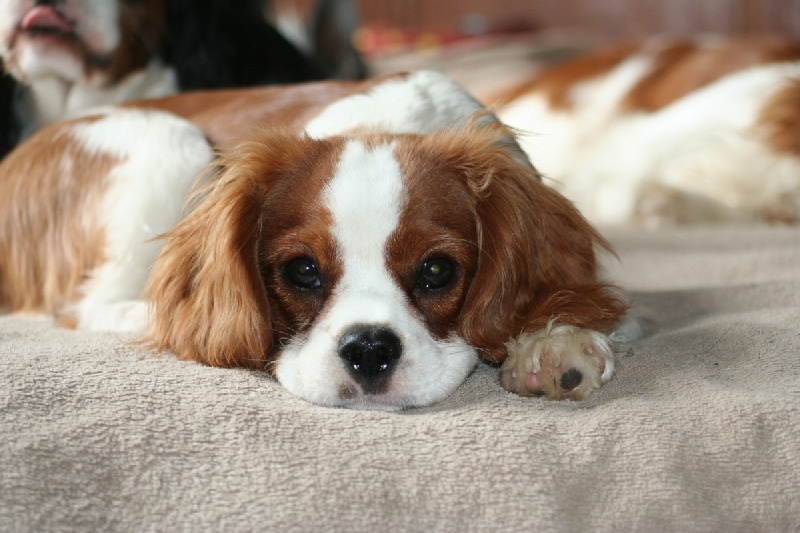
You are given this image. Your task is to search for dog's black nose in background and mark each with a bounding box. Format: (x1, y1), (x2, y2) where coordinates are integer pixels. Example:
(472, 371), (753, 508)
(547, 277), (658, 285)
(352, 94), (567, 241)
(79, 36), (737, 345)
(338, 326), (402, 393)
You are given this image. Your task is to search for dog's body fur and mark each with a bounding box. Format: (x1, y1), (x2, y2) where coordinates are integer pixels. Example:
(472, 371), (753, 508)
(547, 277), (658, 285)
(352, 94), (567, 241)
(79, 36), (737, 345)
(497, 36), (800, 226)
(0, 71), (628, 409)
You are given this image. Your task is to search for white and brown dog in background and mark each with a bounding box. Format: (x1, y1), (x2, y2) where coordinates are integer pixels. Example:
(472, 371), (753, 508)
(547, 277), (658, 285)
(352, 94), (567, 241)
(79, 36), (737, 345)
(0, 71), (629, 410)
(0, 0), (364, 158)
(497, 36), (800, 227)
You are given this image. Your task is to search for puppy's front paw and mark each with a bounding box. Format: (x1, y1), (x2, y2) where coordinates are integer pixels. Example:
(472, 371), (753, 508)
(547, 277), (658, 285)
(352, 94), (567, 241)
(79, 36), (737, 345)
(501, 324), (613, 400)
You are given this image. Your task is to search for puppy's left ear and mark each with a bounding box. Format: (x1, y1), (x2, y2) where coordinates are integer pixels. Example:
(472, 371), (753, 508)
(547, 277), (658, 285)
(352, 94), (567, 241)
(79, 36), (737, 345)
(454, 121), (628, 364)
(144, 131), (316, 369)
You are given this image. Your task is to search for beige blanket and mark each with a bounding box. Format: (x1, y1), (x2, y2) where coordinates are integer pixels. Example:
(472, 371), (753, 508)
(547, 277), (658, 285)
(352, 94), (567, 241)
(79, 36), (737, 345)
(1, 226), (798, 532)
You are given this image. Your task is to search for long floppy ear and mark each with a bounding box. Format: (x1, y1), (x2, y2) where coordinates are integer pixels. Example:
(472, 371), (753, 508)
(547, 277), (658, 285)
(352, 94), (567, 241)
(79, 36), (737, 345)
(144, 130), (312, 369)
(454, 121), (629, 364)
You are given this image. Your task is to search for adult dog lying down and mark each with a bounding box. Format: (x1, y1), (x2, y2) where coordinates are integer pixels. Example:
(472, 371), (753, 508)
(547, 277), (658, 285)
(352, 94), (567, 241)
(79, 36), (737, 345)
(497, 36), (800, 226)
(0, 72), (628, 410)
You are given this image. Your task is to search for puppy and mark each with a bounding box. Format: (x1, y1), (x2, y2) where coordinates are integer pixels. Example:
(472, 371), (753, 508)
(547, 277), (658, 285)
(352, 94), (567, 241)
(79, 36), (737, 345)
(0, 71), (628, 410)
(0, 0), (363, 158)
(497, 36), (800, 226)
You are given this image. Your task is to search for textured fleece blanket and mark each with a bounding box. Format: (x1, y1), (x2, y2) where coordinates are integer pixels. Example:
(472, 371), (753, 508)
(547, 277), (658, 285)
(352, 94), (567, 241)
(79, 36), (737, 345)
(1, 226), (798, 532)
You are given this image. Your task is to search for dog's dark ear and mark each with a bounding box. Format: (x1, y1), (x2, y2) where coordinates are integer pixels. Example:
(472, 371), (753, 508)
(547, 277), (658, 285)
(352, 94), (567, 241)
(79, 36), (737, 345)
(308, 0), (367, 80)
(0, 71), (22, 159)
(453, 122), (628, 364)
(164, 0), (319, 89)
(144, 131), (315, 369)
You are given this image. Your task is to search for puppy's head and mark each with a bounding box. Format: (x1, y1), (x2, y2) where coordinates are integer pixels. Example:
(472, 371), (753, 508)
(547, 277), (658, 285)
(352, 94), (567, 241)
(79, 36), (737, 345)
(146, 121), (625, 410)
(0, 0), (164, 84)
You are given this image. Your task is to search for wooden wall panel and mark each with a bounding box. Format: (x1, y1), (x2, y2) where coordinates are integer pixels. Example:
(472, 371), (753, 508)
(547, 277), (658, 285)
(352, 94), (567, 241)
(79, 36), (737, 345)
(278, 0), (800, 36)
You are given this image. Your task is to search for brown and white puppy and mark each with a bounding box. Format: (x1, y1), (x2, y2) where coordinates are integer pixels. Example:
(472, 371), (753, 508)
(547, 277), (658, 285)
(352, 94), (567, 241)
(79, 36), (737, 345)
(0, 0), (362, 158)
(0, 71), (628, 410)
(497, 36), (800, 227)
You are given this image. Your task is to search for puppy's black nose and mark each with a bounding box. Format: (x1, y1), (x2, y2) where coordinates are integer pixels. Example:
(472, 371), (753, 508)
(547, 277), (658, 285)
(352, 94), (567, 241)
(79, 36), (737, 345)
(338, 326), (402, 393)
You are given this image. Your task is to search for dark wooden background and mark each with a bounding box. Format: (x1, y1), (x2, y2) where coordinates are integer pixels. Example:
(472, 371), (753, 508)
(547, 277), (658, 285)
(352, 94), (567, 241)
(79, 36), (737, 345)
(283, 0), (800, 37)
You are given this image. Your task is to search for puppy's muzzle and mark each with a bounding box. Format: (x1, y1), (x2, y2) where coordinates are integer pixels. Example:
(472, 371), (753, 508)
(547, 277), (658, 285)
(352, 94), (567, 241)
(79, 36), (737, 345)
(338, 325), (402, 394)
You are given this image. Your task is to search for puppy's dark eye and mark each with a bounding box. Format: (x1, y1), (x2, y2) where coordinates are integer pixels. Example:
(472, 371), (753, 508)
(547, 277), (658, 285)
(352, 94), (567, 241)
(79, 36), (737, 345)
(283, 257), (321, 289)
(415, 258), (455, 292)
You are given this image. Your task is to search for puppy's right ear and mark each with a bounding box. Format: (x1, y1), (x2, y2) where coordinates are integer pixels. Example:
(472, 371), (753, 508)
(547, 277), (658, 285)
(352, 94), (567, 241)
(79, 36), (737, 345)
(449, 121), (628, 364)
(144, 131), (315, 369)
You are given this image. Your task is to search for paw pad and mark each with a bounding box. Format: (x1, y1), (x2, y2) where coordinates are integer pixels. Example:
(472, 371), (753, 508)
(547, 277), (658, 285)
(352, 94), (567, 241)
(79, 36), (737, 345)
(560, 368), (583, 390)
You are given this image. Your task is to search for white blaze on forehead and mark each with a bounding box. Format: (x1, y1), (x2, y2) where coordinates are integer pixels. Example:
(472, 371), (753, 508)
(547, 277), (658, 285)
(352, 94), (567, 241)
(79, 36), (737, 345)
(324, 139), (405, 296)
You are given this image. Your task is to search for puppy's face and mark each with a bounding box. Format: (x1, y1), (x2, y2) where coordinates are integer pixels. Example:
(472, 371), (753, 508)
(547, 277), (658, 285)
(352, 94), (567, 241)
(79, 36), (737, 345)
(262, 137), (482, 409)
(0, 0), (163, 83)
(147, 124), (613, 410)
